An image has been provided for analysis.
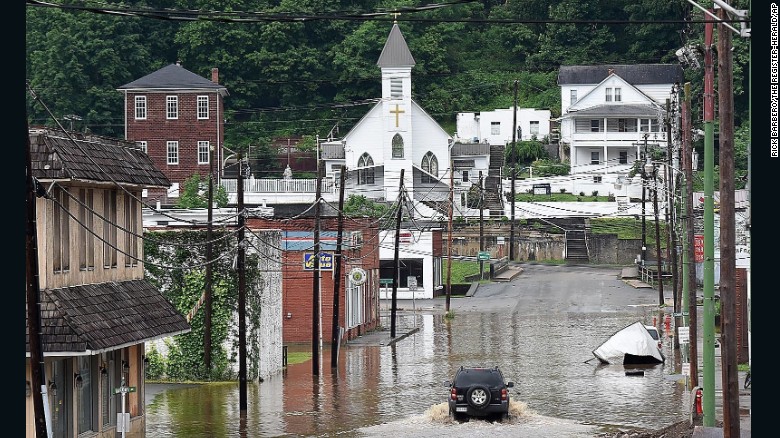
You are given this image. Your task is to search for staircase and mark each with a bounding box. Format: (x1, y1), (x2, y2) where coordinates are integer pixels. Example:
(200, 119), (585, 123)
(543, 217), (590, 263)
(486, 145), (505, 217)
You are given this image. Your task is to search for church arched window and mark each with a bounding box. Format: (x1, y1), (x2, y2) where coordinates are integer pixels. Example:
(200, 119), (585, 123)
(357, 152), (375, 185)
(392, 134), (404, 158)
(421, 152), (438, 183)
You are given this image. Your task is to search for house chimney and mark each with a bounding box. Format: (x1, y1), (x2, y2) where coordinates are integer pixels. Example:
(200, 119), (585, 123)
(211, 68), (219, 84)
(176, 60), (182, 66)
(607, 68), (615, 75)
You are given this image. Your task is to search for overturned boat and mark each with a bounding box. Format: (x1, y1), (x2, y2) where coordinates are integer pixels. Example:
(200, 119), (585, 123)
(592, 321), (665, 365)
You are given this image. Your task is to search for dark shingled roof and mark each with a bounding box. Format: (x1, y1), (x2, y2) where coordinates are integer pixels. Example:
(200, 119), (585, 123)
(558, 64), (683, 85)
(567, 104), (663, 117)
(29, 128), (171, 188)
(27, 280), (191, 354)
(377, 23), (415, 68)
(118, 63), (228, 94)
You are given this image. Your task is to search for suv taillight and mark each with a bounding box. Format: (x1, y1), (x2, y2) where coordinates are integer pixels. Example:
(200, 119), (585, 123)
(501, 388), (508, 401)
(450, 388), (457, 401)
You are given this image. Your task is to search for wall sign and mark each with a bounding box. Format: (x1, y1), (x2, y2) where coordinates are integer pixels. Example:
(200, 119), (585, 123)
(350, 267), (367, 285)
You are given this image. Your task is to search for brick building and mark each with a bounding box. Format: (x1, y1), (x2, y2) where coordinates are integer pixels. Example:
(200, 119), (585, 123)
(118, 62), (228, 206)
(249, 217), (381, 345)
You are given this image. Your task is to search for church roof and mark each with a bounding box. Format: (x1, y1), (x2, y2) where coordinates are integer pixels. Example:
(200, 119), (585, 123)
(118, 63), (228, 94)
(377, 23), (415, 68)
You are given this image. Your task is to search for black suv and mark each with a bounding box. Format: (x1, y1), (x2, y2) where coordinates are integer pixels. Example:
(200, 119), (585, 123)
(444, 366), (515, 421)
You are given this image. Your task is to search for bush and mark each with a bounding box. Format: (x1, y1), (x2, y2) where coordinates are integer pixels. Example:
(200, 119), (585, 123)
(591, 191), (599, 197)
(145, 345), (167, 380)
(559, 188), (566, 194)
(579, 191), (585, 197)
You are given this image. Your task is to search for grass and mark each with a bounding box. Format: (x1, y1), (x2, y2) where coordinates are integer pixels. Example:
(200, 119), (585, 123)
(514, 192), (611, 202)
(286, 351), (311, 366)
(447, 259), (482, 283)
(589, 217), (667, 241)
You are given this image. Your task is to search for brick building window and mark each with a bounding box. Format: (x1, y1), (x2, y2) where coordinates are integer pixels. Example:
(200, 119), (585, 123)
(167, 141), (179, 165)
(136, 141), (147, 154)
(197, 96), (209, 119)
(167, 95), (178, 119)
(198, 141), (210, 164)
(134, 96), (146, 120)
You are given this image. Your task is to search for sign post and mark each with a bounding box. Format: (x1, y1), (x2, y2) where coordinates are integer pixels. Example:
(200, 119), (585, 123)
(114, 378), (137, 437)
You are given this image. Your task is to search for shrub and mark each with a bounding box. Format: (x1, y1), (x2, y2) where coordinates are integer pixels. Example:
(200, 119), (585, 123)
(579, 191), (585, 197)
(559, 188), (566, 194)
(591, 190), (599, 197)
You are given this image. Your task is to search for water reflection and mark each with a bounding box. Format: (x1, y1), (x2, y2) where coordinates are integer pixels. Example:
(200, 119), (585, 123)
(147, 268), (688, 438)
(147, 309), (688, 437)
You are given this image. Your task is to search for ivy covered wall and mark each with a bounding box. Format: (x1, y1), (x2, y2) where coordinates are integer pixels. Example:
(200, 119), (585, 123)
(143, 229), (283, 381)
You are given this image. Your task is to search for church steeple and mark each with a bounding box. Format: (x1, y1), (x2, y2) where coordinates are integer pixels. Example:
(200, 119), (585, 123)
(377, 23), (415, 68)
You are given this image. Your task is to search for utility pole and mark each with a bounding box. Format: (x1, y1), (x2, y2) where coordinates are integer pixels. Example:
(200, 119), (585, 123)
(702, 12), (717, 426)
(718, 5), (739, 435)
(479, 171), (485, 280)
(331, 167), (347, 368)
(312, 161), (322, 375)
(509, 80), (518, 261)
(237, 153), (247, 411)
(641, 135), (648, 265)
(26, 124), (49, 438)
(204, 145), (215, 377)
(652, 169), (664, 307)
(446, 164), (453, 313)
(683, 82), (699, 388)
(666, 99), (678, 314)
(391, 169), (404, 336)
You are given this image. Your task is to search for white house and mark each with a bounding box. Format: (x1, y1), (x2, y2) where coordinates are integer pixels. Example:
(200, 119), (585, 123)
(456, 107), (552, 145)
(556, 64), (683, 196)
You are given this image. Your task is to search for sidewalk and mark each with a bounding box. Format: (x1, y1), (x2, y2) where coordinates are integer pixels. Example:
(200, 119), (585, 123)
(691, 334), (751, 437)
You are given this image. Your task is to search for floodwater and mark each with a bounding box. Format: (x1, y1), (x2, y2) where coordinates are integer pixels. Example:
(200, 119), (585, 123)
(146, 266), (690, 437)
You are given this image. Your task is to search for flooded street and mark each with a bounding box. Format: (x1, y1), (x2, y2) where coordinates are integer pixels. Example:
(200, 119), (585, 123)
(145, 264), (690, 437)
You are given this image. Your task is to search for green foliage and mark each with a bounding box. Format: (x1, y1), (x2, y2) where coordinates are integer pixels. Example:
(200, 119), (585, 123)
(144, 344), (167, 380)
(505, 140), (548, 167)
(177, 174), (229, 209)
(24, 0), (748, 189)
(588, 217), (668, 242)
(343, 194), (389, 217)
(531, 159), (570, 177)
(144, 230), (241, 381)
(448, 260), (481, 283)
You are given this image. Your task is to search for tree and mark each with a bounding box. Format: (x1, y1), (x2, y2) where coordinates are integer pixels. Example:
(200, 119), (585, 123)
(177, 174), (229, 208)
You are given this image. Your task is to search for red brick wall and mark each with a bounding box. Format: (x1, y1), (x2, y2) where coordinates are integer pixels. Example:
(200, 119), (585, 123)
(125, 91), (224, 205)
(248, 218), (380, 344)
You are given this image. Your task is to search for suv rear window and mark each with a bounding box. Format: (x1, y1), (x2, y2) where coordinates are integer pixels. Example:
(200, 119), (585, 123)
(454, 369), (503, 386)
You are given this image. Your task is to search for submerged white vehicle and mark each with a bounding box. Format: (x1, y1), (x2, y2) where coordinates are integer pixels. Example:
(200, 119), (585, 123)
(592, 321), (665, 365)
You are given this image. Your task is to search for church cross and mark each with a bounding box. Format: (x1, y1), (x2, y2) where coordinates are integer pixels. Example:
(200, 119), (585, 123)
(390, 104), (405, 127)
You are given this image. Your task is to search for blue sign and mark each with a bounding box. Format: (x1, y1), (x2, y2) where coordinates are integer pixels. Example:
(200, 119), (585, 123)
(303, 252), (334, 271)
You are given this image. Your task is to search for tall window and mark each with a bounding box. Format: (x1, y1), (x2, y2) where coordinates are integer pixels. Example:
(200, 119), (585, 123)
(590, 119), (602, 132)
(76, 356), (95, 434)
(123, 193), (138, 267)
(136, 141), (147, 154)
(462, 170), (469, 183)
(101, 351), (118, 428)
(167, 141), (179, 165)
(605, 88), (613, 102)
(53, 186), (70, 273)
(529, 121), (540, 136)
(619, 150), (628, 164)
(198, 141), (210, 164)
(640, 118), (660, 132)
(103, 190), (117, 268)
(166, 95), (178, 119)
(570, 89), (578, 105)
(134, 96), (147, 120)
(357, 153), (375, 185)
(197, 95), (209, 119)
(421, 152), (438, 183)
(390, 78), (402, 99)
(392, 133), (404, 158)
(590, 151), (600, 165)
(614, 87), (622, 102)
(78, 188), (95, 271)
(490, 122), (500, 135)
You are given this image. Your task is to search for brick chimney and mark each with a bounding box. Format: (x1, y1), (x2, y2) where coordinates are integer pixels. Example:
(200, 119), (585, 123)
(607, 68), (615, 75)
(211, 68), (219, 84)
